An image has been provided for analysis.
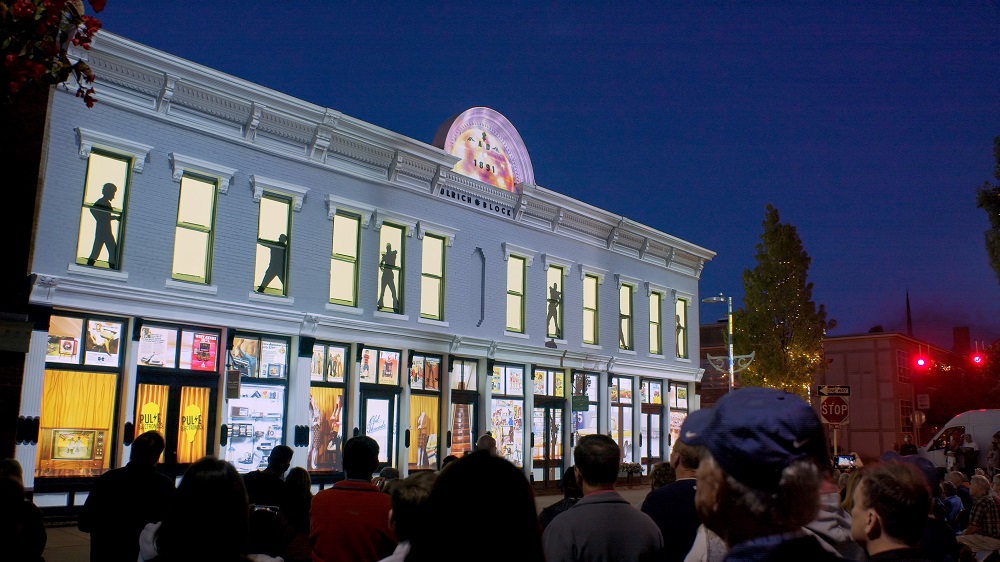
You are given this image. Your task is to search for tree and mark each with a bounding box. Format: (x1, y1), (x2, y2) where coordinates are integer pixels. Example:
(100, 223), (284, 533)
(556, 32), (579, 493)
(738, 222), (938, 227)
(977, 136), (1000, 285)
(734, 204), (833, 398)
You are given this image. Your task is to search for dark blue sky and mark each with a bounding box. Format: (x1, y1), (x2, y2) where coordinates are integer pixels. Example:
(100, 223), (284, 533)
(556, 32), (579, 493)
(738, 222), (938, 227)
(97, 2), (1000, 350)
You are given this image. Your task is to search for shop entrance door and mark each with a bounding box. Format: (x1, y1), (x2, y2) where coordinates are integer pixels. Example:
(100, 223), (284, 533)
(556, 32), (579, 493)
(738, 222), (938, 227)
(135, 372), (218, 478)
(531, 399), (564, 490)
(640, 408), (662, 475)
(450, 395), (477, 458)
(360, 388), (398, 469)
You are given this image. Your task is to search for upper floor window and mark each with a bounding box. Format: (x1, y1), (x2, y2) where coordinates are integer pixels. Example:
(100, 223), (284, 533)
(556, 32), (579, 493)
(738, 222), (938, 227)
(506, 256), (526, 333)
(254, 194), (291, 296)
(420, 234), (446, 320)
(896, 350), (911, 384)
(76, 151), (130, 270)
(171, 174), (218, 284)
(619, 284), (634, 351)
(675, 298), (689, 359)
(583, 274), (599, 345)
(376, 224), (405, 313)
(330, 212), (361, 307)
(649, 292), (663, 355)
(546, 266), (564, 340)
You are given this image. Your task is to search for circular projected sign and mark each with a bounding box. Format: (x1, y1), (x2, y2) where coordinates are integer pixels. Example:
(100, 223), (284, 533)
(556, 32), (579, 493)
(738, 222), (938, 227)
(433, 107), (535, 193)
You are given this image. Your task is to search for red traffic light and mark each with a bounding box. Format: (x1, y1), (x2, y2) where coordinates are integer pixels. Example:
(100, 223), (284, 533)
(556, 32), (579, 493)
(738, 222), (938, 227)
(915, 356), (927, 368)
(972, 353), (984, 365)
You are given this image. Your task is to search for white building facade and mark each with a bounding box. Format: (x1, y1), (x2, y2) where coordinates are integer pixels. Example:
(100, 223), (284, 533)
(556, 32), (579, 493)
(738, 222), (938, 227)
(17, 32), (713, 510)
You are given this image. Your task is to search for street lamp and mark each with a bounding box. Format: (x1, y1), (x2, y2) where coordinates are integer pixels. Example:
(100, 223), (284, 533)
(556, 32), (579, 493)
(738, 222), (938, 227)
(702, 293), (754, 393)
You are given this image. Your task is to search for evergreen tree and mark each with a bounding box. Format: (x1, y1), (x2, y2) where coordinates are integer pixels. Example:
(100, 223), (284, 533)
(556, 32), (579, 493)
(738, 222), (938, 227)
(976, 136), (1000, 285)
(734, 205), (833, 398)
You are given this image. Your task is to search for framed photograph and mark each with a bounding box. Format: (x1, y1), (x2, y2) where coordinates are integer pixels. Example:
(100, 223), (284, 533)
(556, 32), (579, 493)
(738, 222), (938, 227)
(84, 320), (122, 366)
(51, 429), (95, 460)
(266, 364), (284, 378)
(327, 346), (346, 383)
(359, 348), (377, 384)
(425, 357), (440, 391)
(378, 350), (399, 386)
(46, 316), (84, 364)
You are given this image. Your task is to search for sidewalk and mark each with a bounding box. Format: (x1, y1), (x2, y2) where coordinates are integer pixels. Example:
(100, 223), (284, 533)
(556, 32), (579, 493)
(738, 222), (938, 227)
(44, 485), (654, 561)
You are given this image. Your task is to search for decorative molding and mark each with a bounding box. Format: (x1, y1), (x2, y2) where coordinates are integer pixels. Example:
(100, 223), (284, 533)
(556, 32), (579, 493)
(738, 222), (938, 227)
(372, 208), (418, 236)
(164, 278), (218, 295)
(645, 281), (671, 297)
(76, 128), (153, 173)
(250, 174), (309, 211)
(502, 242), (537, 266)
(245, 102), (263, 141)
(374, 311), (410, 321)
(67, 263), (129, 282)
(324, 302), (364, 316)
(417, 317), (449, 328)
(578, 264), (608, 283)
(542, 253), (574, 271)
(247, 291), (295, 306)
(156, 73), (176, 114)
(487, 340), (498, 360)
(503, 331), (530, 340)
(326, 194), (376, 227)
(415, 220), (458, 247)
(607, 217), (623, 250)
(638, 238), (650, 260)
(552, 207), (564, 231)
(169, 153), (237, 193)
(450, 335), (463, 354)
(615, 273), (642, 291)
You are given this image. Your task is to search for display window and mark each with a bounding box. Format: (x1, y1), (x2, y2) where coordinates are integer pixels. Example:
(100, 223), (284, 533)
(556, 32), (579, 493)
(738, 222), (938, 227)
(668, 382), (689, 447)
(310, 342), (348, 383)
(610, 375), (634, 461)
(359, 346), (400, 386)
(361, 390), (398, 466)
(308, 341), (350, 473)
(571, 372), (599, 448)
(410, 353), (442, 391)
(533, 367), (565, 397)
(490, 362), (526, 467)
(137, 324), (219, 372)
(224, 383), (286, 473)
(490, 363), (524, 396)
(229, 335), (288, 379)
(407, 394), (440, 470)
(449, 356), (479, 459)
(450, 357), (476, 391)
(639, 379), (664, 475)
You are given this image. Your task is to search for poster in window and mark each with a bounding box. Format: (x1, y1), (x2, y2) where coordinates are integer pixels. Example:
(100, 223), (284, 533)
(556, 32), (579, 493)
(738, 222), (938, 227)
(651, 382), (662, 405)
(410, 356), (424, 389)
(408, 394), (439, 470)
(84, 320), (122, 366)
(507, 367), (523, 395)
(180, 332), (218, 371)
(230, 336), (260, 378)
(490, 398), (523, 467)
(553, 372), (564, 397)
(365, 398), (391, 463)
(669, 411), (687, 449)
(137, 326), (175, 368)
(359, 348), (376, 383)
(46, 316), (83, 364)
(311, 345), (325, 382)
(491, 366), (502, 393)
(619, 378), (633, 403)
(378, 350), (399, 386)
(424, 357), (440, 390)
(533, 370), (546, 395)
(675, 385), (688, 410)
(309, 386), (344, 472)
(611, 383), (619, 402)
(327, 346), (346, 383)
(261, 340), (287, 379)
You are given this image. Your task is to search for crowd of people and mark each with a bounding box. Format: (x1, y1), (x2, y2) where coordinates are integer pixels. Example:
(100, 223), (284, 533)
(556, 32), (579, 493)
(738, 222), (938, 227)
(5, 387), (1000, 561)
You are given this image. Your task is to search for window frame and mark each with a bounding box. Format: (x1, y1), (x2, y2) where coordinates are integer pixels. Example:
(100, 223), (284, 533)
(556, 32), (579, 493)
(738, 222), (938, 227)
(420, 233), (446, 320)
(649, 291), (663, 355)
(76, 149), (132, 270)
(546, 265), (564, 340)
(506, 255), (527, 333)
(619, 283), (634, 351)
(376, 222), (406, 314)
(675, 298), (689, 359)
(583, 274), (600, 345)
(254, 192), (292, 296)
(329, 211), (361, 307)
(171, 172), (219, 285)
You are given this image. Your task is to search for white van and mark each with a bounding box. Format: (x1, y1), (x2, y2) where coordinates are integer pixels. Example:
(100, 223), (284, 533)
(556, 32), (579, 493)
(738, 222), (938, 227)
(917, 409), (1000, 471)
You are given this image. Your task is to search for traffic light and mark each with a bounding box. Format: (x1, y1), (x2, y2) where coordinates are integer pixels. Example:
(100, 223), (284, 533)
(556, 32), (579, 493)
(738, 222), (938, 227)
(914, 345), (930, 370)
(915, 355), (928, 369)
(971, 341), (986, 367)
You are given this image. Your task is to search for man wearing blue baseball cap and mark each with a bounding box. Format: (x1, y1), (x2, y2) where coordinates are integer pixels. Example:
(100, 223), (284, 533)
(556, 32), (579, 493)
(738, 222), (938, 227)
(680, 386), (841, 561)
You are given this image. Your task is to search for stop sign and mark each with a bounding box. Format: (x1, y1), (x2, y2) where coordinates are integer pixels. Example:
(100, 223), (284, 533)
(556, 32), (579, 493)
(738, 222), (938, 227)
(820, 396), (849, 425)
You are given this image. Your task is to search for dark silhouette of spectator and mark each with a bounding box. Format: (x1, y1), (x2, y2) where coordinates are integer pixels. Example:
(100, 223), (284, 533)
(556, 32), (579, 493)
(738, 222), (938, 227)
(649, 461), (676, 491)
(374, 465), (400, 492)
(377, 242), (398, 310)
(543, 434), (663, 562)
(407, 450), (544, 562)
(807, 445), (865, 560)
(311, 436), (396, 562)
(243, 444), (293, 508)
(380, 470), (437, 562)
(147, 456), (278, 562)
(0, 458), (46, 562)
(279, 467), (312, 562)
(256, 233), (288, 293)
(682, 387), (840, 561)
(476, 432), (498, 455)
(86, 182), (121, 268)
(539, 465), (583, 531)
(642, 439), (702, 562)
(956, 474), (1000, 558)
(900, 434), (919, 456)
(940, 481), (964, 530)
(946, 471), (973, 530)
(79, 430), (174, 562)
(959, 434), (980, 478)
(849, 461), (932, 560)
(440, 454), (459, 469)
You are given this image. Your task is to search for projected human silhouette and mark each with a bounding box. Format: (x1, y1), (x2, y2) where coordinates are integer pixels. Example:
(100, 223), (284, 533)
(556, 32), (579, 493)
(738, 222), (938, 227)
(256, 233), (287, 293)
(86, 182), (121, 268)
(377, 242), (398, 311)
(547, 282), (562, 338)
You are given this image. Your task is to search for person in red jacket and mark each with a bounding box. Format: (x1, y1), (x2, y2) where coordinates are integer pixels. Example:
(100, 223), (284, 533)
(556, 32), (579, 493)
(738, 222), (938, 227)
(310, 436), (396, 562)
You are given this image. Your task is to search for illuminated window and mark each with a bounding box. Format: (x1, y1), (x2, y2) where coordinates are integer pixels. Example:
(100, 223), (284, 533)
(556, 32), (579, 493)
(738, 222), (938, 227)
(76, 151), (130, 270)
(610, 375), (634, 461)
(329, 212), (360, 306)
(649, 292), (663, 355)
(171, 174), (218, 284)
(675, 299), (689, 359)
(376, 224), (405, 313)
(420, 234), (445, 320)
(506, 256), (526, 333)
(253, 194), (291, 296)
(546, 266), (564, 339)
(583, 274), (599, 345)
(619, 284), (634, 351)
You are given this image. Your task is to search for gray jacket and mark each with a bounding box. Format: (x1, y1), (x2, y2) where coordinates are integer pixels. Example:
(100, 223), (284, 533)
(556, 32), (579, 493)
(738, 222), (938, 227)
(542, 490), (664, 562)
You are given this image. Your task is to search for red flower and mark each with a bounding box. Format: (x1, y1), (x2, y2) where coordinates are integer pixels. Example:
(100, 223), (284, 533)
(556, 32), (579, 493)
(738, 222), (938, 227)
(87, 0), (106, 13)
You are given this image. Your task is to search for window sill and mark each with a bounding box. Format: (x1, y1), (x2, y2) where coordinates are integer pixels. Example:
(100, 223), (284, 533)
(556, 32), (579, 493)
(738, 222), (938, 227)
(581, 342), (602, 350)
(547, 338), (568, 345)
(325, 302), (363, 316)
(67, 263), (128, 282)
(647, 353), (666, 360)
(374, 311), (409, 321)
(503, 331), (530, 339)
(418, 317), (449, 328)
(248, 291), (295, 306)
(617, 349), (637, 356)
(675, 357), (692, 363)
(165, 279), (218, 295)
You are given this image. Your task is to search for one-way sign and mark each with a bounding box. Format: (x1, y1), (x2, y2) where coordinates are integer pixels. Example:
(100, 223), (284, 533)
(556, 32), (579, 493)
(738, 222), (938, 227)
(818, 385), (850, 397)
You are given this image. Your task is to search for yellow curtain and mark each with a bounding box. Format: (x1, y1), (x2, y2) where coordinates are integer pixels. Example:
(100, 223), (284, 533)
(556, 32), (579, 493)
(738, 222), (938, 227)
(40, 370), (117, 429)
(176, 386), (209, 464)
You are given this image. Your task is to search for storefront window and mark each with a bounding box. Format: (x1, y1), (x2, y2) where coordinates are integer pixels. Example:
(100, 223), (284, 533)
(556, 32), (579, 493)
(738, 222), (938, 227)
(409, 353), (442, 471)
(229, 335), (288, 379)
(610, 376), (634, 461)
(137, 325), (219, 371)
(450, 357), (477, 391)
(225, 332), (289, 473)
(668, 382), (689, 448)
(490, 363), (525, 467)
(532, 367), (565, 397)
(360, 346), (400, 386)
(639, 379), (664, 475)
(571, 372), (599, 447)
(308, 342), (349, 472)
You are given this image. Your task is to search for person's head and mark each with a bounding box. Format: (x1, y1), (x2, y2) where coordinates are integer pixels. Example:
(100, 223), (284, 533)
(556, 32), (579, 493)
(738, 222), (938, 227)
(680, 387), (826, 544)
(992, 474), (1000, 495)
(101, 182), (117, 198)
(903, 434), (912, 444)
(343, 436), (380, 479)
(156, 457), (249, 558)
(947, 471), (966, 487)
(266, 445), (293, 476)
(941, 480), (957, 498)
(561, 465), (583, 498)
(130, 430), (165, 467)
(850, 462), (931, 553)
(407, 451), (543, 562)
(389, 471), (437, 542)
(379, 466), (400, 480)
(385, 243), (392, 251)
(670, 439), (704, 473)
(0, 458), (24, 488)
(476, 433), (497, 455)
(970, 474), (992, 498)
(965, 434), (973, 443)
(285, 466), (311, 496)
(650, 462), (676, 490)
(573, 434), (620, 489)
(440, 455), (459, 469)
